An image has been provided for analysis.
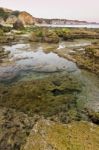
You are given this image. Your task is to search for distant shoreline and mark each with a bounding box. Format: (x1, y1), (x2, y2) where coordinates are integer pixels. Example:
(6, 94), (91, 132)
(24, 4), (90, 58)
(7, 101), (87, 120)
(36, 24), (99, 28)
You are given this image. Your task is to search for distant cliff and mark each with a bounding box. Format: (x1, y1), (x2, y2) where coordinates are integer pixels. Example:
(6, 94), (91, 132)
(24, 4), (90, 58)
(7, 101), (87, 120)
(0, 7), (35, 25)
(0, 7), (98, 26)
(36, 18), (88, 25)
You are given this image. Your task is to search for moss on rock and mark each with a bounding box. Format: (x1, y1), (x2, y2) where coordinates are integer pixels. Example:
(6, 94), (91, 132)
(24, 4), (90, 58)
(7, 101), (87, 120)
(23, 119), (99, 150)
(72, 42), (99, 75)
(0, 74), (83, 123)
(29, 29), (59, 43)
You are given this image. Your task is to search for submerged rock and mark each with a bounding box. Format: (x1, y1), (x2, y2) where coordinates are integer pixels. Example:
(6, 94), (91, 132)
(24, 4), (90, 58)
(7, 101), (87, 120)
(0, 74), (83, 123)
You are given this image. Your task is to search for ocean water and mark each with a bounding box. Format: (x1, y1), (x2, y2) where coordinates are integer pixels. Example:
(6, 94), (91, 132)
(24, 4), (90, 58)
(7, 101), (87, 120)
(37, 24), (99, 28)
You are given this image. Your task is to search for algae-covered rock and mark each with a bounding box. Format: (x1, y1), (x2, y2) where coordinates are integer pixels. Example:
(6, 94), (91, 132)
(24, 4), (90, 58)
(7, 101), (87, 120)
(0, 47), (10, 62)
(86, 109), (99, 124)
(42, 30), (59, 43)
(72, 42), (99, 75)
(30, 29), (59, 43)
(23, 119), (99, 150)
(62, 29), (99, 40)
(0, 34), (15, 44)
(0, 107), (39, 150)
(0, 74), (83, 123)
(29, 32), (42, 42)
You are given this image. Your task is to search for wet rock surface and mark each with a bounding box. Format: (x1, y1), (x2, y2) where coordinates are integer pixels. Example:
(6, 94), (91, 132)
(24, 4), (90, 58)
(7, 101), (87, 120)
(30, 30), (59, 43)
(0, 107), (39, 150)
(0, 47), (10, 63)
(23, 119), (99, 150)
(71, 42), (99, 75)
(0, 27), (99, 150)
(0, 74), (84, 123)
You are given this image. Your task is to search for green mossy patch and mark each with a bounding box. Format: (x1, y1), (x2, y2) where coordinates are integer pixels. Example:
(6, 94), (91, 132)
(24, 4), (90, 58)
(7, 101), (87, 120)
(23, 119), (99, 150)
(72, 42), (99, 75)
(30, 28), (59, 43)
(0, 74), (84, 123)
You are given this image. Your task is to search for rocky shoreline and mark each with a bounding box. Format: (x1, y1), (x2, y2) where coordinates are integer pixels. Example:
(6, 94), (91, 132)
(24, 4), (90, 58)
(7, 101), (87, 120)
(0, 25), (99, 150)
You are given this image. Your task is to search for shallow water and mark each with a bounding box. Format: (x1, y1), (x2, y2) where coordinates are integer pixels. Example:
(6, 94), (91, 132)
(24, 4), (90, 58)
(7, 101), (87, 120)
(79, 70), (99, 111)
(58, 40), (91, 49)
(0, 41), (99, 112)
(0, 43), (78, 82)
(37, 24), (99, 28)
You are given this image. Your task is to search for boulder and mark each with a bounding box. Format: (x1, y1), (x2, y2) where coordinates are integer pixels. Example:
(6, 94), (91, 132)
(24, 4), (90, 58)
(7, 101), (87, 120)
(30, 30), (59, 43)
(13, 19), (24, 30)
(42, 31), (59, 43)
(29, 32), (41, 42)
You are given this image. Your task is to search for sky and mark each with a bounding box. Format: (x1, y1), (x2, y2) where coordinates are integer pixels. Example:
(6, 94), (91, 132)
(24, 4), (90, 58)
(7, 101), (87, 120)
(0, 0), (99, 22)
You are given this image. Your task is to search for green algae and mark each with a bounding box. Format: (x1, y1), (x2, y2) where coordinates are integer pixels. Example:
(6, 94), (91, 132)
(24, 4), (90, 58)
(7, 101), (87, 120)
(0, 74), (85, 123)
(0, 26), (99, 150)
(23, 119), (99, 150)
(30, 29), (59, 43)
(72, 42), (99, 75)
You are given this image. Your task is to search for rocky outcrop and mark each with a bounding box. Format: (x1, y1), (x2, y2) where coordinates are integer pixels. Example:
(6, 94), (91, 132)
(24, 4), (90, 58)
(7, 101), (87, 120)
(0, 8), (35, 25)
(0, 7), (98, 26)
(18, 11), (35, 25)
(36, 18), (89, 25)
(35, 18), (99, 25)
(6, 15), (17, 24)
(0, 107), (39, 150)
(72, 42), (99, 75)
(0, 47), (10, 63)
(13, 19), (24, 30)
(23, 119), (99, 150)
(30, 29), (59, 43)
(0, 17), (5, 25)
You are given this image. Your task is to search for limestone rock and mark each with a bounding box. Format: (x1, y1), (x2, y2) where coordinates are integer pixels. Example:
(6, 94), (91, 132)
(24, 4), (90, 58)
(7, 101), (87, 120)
(18, 11), (35, 25)
(0, 17), (5, 25)
(6, 15), (17, 24)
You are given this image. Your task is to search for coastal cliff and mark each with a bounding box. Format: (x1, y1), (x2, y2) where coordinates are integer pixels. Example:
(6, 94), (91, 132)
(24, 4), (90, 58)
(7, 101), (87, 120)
(0, 7), (98, 26)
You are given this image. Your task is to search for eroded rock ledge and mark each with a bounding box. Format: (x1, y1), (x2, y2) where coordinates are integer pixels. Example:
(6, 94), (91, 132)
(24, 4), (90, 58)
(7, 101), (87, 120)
(23, 118), (99, 150)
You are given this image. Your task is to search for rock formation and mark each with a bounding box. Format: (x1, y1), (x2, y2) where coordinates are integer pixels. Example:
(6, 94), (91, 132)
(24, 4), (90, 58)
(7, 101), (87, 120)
(18, 11), (35, 25)
(0, 7), (35, 25)
(6, 15), (17, 24)
(13, 19), (24, 30)
(23, 119), (99, 150)
(0, 7), (98, 26)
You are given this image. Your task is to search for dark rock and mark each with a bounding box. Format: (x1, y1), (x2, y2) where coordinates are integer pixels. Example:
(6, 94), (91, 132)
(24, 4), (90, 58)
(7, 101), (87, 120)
(13, 19), (24, 30)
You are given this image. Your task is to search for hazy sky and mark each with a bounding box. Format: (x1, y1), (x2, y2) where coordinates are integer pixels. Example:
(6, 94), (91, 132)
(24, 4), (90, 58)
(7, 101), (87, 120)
(0, 0), (99, 22)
